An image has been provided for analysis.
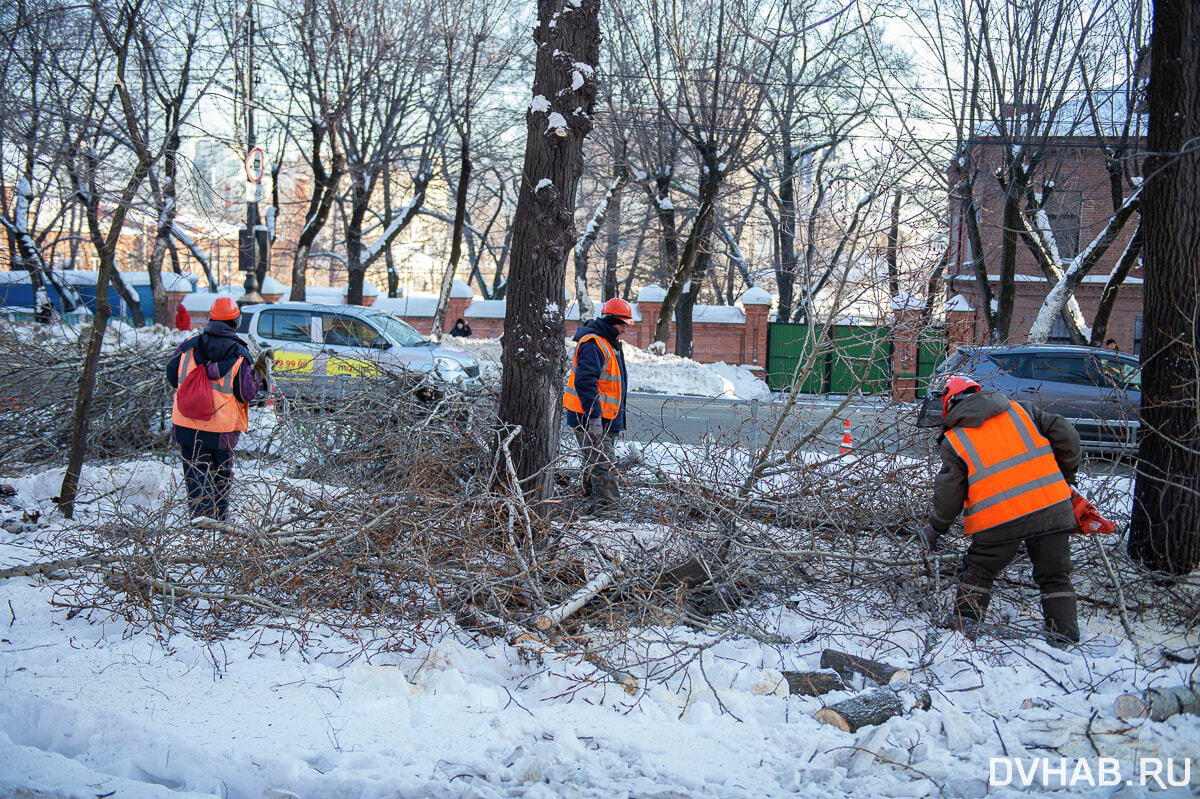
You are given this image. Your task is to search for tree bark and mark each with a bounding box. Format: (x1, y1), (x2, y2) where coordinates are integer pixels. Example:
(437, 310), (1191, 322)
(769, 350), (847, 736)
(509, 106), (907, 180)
(782, 671), (846, 697)
(497, 0), (599, 505)
(819, 649), (911, 687)
(1128, 0), (1200, 575)
(813, 684), (931, 733)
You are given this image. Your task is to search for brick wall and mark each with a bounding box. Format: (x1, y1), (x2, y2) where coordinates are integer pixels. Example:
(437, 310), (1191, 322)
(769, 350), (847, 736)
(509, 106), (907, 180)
(948, 136), (1144, 352)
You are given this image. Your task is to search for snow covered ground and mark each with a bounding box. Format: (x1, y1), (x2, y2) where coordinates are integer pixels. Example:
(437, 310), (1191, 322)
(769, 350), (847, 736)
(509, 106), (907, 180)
(1, 454), (1198, 799)
(449, 337), (772, 400)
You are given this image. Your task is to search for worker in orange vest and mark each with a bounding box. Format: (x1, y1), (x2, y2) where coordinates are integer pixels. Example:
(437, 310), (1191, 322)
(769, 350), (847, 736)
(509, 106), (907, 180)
(563, 297), (633, 513)
(165, 297), (267, 522)
(923, 375), (1082, 647)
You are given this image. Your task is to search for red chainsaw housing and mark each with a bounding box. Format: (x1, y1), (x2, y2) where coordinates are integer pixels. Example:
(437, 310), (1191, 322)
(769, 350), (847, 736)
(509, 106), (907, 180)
(1070, 489), (1118, 535)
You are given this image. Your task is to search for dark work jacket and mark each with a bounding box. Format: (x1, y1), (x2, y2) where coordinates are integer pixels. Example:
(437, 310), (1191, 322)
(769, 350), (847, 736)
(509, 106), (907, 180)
(166, 320), (261, 450)
(565, 316), (629, 434)
(929, 390), (1080, 537)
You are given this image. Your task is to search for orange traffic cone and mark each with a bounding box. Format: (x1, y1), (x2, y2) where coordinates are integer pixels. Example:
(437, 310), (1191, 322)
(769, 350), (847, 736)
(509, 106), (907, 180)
(839, 419), (852, 454)
(265, 385), (277, 415)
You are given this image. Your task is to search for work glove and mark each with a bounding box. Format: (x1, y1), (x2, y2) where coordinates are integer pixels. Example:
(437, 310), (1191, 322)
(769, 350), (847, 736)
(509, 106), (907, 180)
(918, 523), (943, 553)
(252, 348), (274, 381)
(586, 416), (603, 438)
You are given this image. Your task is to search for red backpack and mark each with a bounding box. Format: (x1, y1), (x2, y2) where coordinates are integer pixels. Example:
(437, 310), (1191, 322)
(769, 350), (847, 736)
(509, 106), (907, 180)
(176, 346), (215, 421)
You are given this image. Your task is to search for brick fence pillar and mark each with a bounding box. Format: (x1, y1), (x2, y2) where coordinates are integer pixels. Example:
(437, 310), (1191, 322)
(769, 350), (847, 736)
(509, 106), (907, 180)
(634, 285), (666, 350)
(443, 279), (475, 335)
(946, 293), (978, 352)
(739, 287), (772, 371)
(890, 294), (924, 401)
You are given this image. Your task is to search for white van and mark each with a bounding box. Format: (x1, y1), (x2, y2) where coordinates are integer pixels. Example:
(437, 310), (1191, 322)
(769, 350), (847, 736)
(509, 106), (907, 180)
(238, 302), (481, 396)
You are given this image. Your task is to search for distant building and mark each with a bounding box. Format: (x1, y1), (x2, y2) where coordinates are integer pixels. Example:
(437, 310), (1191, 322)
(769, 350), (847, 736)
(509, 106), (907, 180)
(946, 87), (1146, 354)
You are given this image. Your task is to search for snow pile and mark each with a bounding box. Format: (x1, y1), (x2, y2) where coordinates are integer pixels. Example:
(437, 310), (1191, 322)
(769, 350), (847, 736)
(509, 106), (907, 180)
(1, 458), (1197, 798)
(450, 336), (771, 400)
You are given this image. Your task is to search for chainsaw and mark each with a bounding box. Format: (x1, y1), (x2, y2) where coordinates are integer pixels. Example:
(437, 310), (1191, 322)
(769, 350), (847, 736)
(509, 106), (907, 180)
(1070, 488), (1118, 535)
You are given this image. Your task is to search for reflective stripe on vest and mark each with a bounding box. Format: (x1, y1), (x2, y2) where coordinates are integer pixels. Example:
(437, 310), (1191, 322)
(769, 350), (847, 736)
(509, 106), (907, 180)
(944, 401), (1071, 534)
(171, 346), (250, 433)
(563, 333), (622, 419)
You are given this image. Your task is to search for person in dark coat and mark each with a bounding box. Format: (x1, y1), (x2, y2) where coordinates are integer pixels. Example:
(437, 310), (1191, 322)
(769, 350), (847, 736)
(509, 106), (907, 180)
(923, 377), (1082, 646)
(450, 318), (472, 337)
(166, 297), (265, 521)
(562, 298), (633, 510)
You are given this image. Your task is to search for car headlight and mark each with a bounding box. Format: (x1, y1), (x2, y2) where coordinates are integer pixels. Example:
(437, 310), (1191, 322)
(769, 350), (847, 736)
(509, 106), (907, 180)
(434, 356), (464, 375)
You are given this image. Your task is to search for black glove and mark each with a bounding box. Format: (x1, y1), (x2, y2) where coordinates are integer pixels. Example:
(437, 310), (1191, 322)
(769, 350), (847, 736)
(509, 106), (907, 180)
(918, 523), (943, 552)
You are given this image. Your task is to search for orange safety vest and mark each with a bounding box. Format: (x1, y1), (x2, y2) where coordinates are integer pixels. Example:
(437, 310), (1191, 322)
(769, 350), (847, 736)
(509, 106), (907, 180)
(171, 347), (250, 433)
(563, 333), (623, 420)
(944, 401), (1071, 534)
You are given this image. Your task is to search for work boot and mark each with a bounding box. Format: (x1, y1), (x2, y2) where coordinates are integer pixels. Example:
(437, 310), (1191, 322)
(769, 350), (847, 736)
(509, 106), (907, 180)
(1041, 595), (1080, 649)
(939, 610), (985, 640)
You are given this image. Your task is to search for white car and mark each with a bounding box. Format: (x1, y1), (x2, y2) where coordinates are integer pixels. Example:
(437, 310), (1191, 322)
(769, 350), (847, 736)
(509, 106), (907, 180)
(238, 302), (481, 397)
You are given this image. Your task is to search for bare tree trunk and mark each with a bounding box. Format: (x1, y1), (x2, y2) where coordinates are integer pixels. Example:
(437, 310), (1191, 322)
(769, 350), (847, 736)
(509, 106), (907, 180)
(886, 190), (901, 299)
(1129, 0), (1200, 575)
(431, 142), (473, 339)
(498, 0), (598, 505)
(603, 166), (622, 302)
(1090, 222), (1143, 346)
(574, 164), (627, 320)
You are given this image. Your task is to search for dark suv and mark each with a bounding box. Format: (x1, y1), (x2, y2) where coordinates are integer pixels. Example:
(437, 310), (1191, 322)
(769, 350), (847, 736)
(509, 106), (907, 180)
(921, 344), (1140, 453)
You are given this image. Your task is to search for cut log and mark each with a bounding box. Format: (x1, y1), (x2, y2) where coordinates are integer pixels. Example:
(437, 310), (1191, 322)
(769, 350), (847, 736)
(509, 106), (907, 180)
(1114, 685), (1200, 722)
(813, 684), (932, 733)
(781, 670), (846, 696)
(820, 649), (910, 686)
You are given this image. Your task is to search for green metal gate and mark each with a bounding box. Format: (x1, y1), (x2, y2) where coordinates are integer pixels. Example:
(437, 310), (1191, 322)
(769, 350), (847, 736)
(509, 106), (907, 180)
(766, 322), (892, 394)
(916, 327), (948, 397)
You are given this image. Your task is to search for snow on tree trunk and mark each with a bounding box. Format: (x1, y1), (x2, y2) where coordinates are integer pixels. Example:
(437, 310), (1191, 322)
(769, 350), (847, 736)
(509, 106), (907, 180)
(1025, 192), (1140, 345)
(1128, 0), (1200, 575)
(574, 165), (627, 321)
(498, 0), (599, 506)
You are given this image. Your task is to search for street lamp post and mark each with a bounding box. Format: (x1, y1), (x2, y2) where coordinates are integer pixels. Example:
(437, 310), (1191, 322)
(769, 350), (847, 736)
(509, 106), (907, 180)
(238, 0), (265, 307)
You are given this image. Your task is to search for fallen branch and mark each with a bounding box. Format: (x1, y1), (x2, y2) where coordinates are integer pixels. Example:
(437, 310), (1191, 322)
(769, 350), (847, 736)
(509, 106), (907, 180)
(534, 570), (615, 631)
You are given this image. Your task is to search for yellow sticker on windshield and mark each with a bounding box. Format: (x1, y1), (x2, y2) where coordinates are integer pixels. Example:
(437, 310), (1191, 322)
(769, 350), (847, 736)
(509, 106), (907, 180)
(328, 357), (379, 378)
(274, 351), (314, 376)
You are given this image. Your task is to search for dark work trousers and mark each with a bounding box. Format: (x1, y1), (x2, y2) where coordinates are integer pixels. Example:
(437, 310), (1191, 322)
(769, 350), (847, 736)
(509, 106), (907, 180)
(174, 425), (234, 521)
(574, 428), (619, 504)
(953, 526), (1079, 643)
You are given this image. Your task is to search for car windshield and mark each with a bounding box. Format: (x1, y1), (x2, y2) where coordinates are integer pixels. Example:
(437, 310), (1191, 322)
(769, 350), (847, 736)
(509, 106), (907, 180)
(369, 313), (428, 347)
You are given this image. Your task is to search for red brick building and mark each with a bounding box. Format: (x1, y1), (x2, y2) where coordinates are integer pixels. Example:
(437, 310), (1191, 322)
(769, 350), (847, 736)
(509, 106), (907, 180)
(946, 131), (1145, 355)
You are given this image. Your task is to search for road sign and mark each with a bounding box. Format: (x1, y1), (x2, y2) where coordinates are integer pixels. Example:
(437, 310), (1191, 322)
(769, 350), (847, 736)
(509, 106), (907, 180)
(244, 147), (265, 183)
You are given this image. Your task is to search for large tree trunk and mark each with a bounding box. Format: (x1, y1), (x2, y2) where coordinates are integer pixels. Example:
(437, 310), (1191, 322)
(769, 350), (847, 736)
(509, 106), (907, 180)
(1128, 0), (1200, 575)
(497, 0), (599, 505)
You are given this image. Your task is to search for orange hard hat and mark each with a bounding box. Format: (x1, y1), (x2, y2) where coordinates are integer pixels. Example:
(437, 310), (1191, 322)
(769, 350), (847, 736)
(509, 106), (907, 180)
(600, 297), (635, 324)
(941, 374), (982, 417)
(209, 296), (240, 321)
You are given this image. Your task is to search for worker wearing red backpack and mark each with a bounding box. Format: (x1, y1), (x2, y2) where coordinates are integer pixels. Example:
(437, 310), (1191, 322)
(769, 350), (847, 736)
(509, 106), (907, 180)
(165, 297), (268, 522)
(922, 376), (1083, 647)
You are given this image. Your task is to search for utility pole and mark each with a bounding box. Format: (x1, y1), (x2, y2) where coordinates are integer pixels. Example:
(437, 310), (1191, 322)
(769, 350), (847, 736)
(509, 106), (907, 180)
(238, 0), (266, 306)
